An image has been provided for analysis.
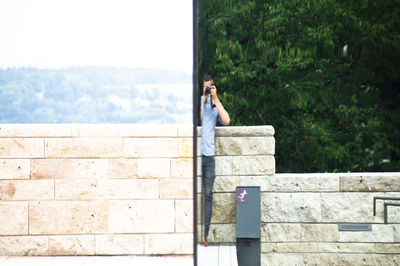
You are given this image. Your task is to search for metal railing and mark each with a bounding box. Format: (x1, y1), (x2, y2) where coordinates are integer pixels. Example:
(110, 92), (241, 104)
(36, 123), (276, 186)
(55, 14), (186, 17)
(373, 197), (400, 224)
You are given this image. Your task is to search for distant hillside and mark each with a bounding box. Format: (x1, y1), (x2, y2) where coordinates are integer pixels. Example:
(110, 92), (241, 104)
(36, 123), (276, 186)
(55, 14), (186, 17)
(0, 67), (192, 123)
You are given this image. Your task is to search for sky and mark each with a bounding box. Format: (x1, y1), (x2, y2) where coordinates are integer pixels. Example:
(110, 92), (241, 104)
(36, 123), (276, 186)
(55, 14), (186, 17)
(0, 0), (193, 73)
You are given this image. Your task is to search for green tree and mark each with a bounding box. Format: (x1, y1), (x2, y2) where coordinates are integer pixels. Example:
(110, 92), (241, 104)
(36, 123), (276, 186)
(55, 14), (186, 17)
(198, 0), (400, 172)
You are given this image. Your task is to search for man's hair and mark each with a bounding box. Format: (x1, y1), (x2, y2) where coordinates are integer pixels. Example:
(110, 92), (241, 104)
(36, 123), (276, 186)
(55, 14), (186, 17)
(203, 74), (213, 82)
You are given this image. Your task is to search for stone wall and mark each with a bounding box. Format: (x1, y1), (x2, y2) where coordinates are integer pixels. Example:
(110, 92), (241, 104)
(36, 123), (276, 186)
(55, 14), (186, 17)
(196, 125), (276, 243)
(198, 125), (400, 266)
(0, 124), (193, 256)
(1, 124), (399, 265)
(261, 173), (400, 265)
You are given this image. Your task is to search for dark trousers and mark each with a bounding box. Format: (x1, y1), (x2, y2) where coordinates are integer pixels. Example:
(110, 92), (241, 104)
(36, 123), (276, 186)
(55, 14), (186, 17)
(201, 155), (216, 237)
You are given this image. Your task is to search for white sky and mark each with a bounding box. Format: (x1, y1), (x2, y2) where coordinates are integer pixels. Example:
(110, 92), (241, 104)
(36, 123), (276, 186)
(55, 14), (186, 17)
(0, 0), (193, 73)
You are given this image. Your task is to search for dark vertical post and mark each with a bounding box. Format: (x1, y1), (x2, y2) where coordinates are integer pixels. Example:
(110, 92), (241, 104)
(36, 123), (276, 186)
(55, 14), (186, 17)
(236, 186), (261, 266)
(192, 0), (198, 264)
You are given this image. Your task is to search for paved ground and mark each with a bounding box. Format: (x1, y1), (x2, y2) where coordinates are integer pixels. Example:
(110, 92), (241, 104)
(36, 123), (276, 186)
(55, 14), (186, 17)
(0, 245), (237, 266)
(0, 256), (192, 266)
(198, 244), (238, 266)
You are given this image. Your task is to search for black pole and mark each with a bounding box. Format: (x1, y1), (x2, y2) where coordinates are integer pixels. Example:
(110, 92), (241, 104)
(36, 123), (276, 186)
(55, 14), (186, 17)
(192, 0), (198, 264)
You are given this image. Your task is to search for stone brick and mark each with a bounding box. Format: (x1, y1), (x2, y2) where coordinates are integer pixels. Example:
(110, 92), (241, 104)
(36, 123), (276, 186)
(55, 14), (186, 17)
(78, 124), (177, 137)
(0, 180), (54, 200)
(0, 138), (44, 158)
(108, 200), (174, 233)
(0, 236), (48, 256)
(232, 156), (275, 175)
(31, 159), (108, 179)
(241, 137), (275, 155)
(262, 253), (339, 266)
(124, 138), (177, 158)
(321, 192), (382, 223)
(0, 202), (28, 235)
(214, 175), (270, 193)
(262, 243), (340, 253)
(339, 254), (399, 266)
(0, 159), (30, 179)
(211, 193), (236, 223)
(387, 204), (400, 224)
(215, 156), (233, 176)
(171, 158), (193, 178)
(95, 234), (144, 255)
(137, 158), (170, 178)
(340, 174), (400, 192)
(262, 193), (321, 222)
(300, 224), (338, 242)
(175, 200), (193, 233)
(29, 201), (109, 234)
(160, 179), (192, 199)
(271, 173), (339, 192)
(395, 225), (400, 242)
(45, 138), (123, 158)
(215, 137), (242, 155)
(48, 235), (94, 255)
(214, 126), (275, 137)
(144, 233), (193, 255)
(108, 159), (137, 178)
(196, 193), (202, 224)
(178, 138), (193, 158)
(55, 179), (159, 200)
(196, 137), (201, 157)
(0, 124), (78, 137)
(207, 224), (236, 243)
(177, 125), (192, 137)
(262, 253), (304, 266)
(303, 254), (339, 266)
(213, 175), (239, 193)
(339, 224), (395, 243)
(196, 156), (201, 176)
(375, 243), (400, 254)
(1, 202), (28, 236)
(262, 223), (301, 242)
(338, 243), (375, 253)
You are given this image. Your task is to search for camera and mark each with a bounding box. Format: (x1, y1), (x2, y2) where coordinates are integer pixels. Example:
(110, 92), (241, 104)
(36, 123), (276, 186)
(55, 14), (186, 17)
(205, 86), (212, 96)
(204, 86), (216, 108)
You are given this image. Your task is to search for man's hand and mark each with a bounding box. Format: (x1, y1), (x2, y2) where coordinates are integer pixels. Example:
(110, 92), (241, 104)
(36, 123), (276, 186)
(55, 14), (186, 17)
(210, 86), (217, 100)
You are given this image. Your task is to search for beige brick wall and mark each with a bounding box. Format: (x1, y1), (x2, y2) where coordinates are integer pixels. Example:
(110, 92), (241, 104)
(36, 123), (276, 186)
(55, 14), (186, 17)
(195, 126), (400, 265)
(260, 173), (400, 265)
(197, 126), (276, 244)
(0, 124), (193, 256)
(2, 124), (398, 265)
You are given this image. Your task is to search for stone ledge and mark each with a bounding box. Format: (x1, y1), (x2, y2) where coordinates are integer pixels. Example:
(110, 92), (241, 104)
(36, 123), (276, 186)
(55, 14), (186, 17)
(340, 174), (400, 192)
(0, 124), (78, 138)
(197, 125), (275, 137)
(0, 124), (194, 138)
(78, 124), (181, 137)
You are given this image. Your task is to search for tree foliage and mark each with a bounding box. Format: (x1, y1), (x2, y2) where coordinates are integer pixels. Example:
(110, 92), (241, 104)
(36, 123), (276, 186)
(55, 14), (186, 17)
(198, 0), (400, 172)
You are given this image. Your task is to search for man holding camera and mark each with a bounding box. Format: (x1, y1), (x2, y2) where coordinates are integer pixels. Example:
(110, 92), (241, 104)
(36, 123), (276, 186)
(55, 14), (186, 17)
(200, 74), (230, 247)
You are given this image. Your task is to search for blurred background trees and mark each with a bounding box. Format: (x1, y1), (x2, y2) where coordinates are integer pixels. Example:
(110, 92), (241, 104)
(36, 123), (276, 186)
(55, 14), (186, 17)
(198, 0), (400, 172)
(0, 67), (191, 124)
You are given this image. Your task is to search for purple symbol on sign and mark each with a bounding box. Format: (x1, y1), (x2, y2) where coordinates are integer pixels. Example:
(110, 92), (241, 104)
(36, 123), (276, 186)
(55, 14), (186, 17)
(236, 188), (248, 203)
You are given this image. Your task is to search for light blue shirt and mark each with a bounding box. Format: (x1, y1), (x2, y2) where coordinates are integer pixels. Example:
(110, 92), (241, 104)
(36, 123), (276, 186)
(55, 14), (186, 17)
(201, 96), (226, 156)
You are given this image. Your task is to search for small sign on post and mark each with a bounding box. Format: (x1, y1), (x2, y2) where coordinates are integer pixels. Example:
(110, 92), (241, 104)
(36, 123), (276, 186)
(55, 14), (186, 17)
(236, 187), (249, 203)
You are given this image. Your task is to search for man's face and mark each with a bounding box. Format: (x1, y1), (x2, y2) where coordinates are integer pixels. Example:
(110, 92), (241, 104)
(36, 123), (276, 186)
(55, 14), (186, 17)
(203, 80), (213, 88)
